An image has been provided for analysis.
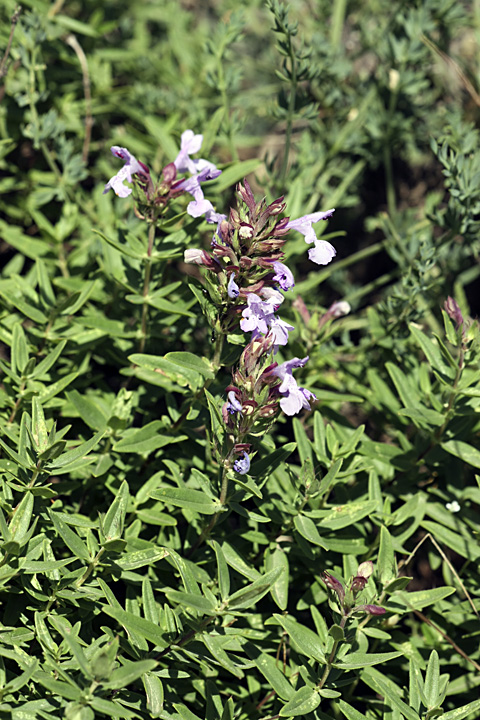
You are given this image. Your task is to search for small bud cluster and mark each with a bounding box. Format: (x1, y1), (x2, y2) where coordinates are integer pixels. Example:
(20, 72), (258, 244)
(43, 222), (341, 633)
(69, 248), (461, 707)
(103, 130), (221, 221)
(322, 561), (386, 617)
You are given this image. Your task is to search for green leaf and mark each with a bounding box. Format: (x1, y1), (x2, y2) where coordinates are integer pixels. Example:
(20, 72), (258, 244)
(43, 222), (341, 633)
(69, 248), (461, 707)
(210, 540), (230, 601)
(115, 547), (168, 570)
(213, 159), (262, 192)
(335, 651), (402, 669)
(101, 606), (169, 649)
(294, 514), (327, 548)
(420, 521), (480, 560)
(442, 699), (480, 720)
(143, 672), (164, 717)
(66, 390), (108, 430)
(279, 686), (321, 717)
(48, 617), (92, 680)
(151, 487), (219, 515)
(102, 659), (157, 690)
(316, 500), (378, 530)
(246, 644), (294, 700)
(166, 590), (217, 614)
(11, 323), (29, 375)
(165, 352), (214, 378)
(271, 614), (325, 664)
(128, 354), (206, 390)
(8, 492), (34, 546)
(49, 511), (90, 562)
(265, 547), (289, 610)
(102, 480), (129, 541)
(409, 324), (455, 379)
(441, 439), (480, 469)
(378, 525), (395, 586)
(424, 650), (440, 708)
(202, 634), (244, 678)
(228, 567), (284, 610)
(48, 431), (104, 469)
(361, 667), (421, 720)
(113, 423), (186, 454)
(393, 586), (456, 611)
(336, 699), (370, 720)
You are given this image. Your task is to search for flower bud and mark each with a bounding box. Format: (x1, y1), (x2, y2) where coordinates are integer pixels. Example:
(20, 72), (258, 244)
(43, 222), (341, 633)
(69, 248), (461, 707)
(322, 571), (345, 605)
(239, 223), (254, 240)
(444, 296), (463, 327)
(350, 576), (368, 593)
(363, 604), (386, 615)
(267, 197), (286, 215)
(356, 561), (373, 579)
(330, 300), (351, 318)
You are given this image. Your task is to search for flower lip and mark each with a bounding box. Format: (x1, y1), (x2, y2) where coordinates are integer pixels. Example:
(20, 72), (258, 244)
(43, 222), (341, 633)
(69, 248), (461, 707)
(272, 261), (295, 291)
(228, 273), (240, 299)
(104, 146), (150, 198)
(233, 451), (250, 475)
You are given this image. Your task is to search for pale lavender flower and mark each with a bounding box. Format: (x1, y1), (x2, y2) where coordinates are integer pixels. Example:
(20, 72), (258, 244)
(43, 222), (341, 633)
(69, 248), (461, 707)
(184, 248), (207, 265)
(308, 240), (337, 265)
(286, 209), (336, 266)
(177, 165), (222, 218)
(286, 209), (335, 243)
(206, 211), (227, 243)
(233, 451), (250, 475)
(240, 294), (275, 337)
(272, 261), (295, 290)
(273, 356), (316, 416)
(260, 287), (284, 306)
(228, 273), (240, 299)
(103, 147), (149, 198)
(226, 390), (242, 414)
(329, 300), (351, 318)
(174, 130), (203, 173)
(269, 316), (295, 348)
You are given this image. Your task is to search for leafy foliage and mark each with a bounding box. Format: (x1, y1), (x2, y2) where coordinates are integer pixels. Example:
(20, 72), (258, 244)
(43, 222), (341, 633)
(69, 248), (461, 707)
(1, 0), (480, 719)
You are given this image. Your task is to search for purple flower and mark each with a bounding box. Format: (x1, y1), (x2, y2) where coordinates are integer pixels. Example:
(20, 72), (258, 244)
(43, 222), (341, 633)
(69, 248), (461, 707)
(184, 248), (208, 265)
(240, 294), (275, 337)
(226, 390), (242, 414)
(261, 287), (284, 306)
(273, 356), (316, 416)
(233, 451), (250, 475)
(174, 130), (204, 174)
(206, 211), (227, 243)
(103, 147), (149, 198)
(272, 261), (295, 290)
(240, 293), (293, 350)
(177, 165), (222, 219)
(286, 209), (336, 266)
(269, 316), (295, 348)
(228, 273), (240, 299)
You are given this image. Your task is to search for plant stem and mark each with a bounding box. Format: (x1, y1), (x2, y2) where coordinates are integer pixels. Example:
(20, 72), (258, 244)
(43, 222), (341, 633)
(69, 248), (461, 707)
(279, 42), (297, 188)
(74, 548), (105, 589)
(138, 221), (156, 354)
(317, 616), (347, 691)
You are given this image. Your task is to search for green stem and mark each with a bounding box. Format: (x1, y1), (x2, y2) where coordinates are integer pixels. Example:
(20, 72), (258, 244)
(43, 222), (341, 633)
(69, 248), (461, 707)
(317, 616), (347, 691)
(28, 460), (44, 489)
(279, 42), (297, 188)
(330, 0), (348, 49)
(138, 222), (156, 354)
(74, 548), (105, 589)
(217, 51), (238, 163)
(8, 378), (25, 424)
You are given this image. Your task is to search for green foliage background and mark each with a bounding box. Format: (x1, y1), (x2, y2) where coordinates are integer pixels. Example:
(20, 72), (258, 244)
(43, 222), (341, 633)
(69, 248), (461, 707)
(1, 0), (480, 718)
